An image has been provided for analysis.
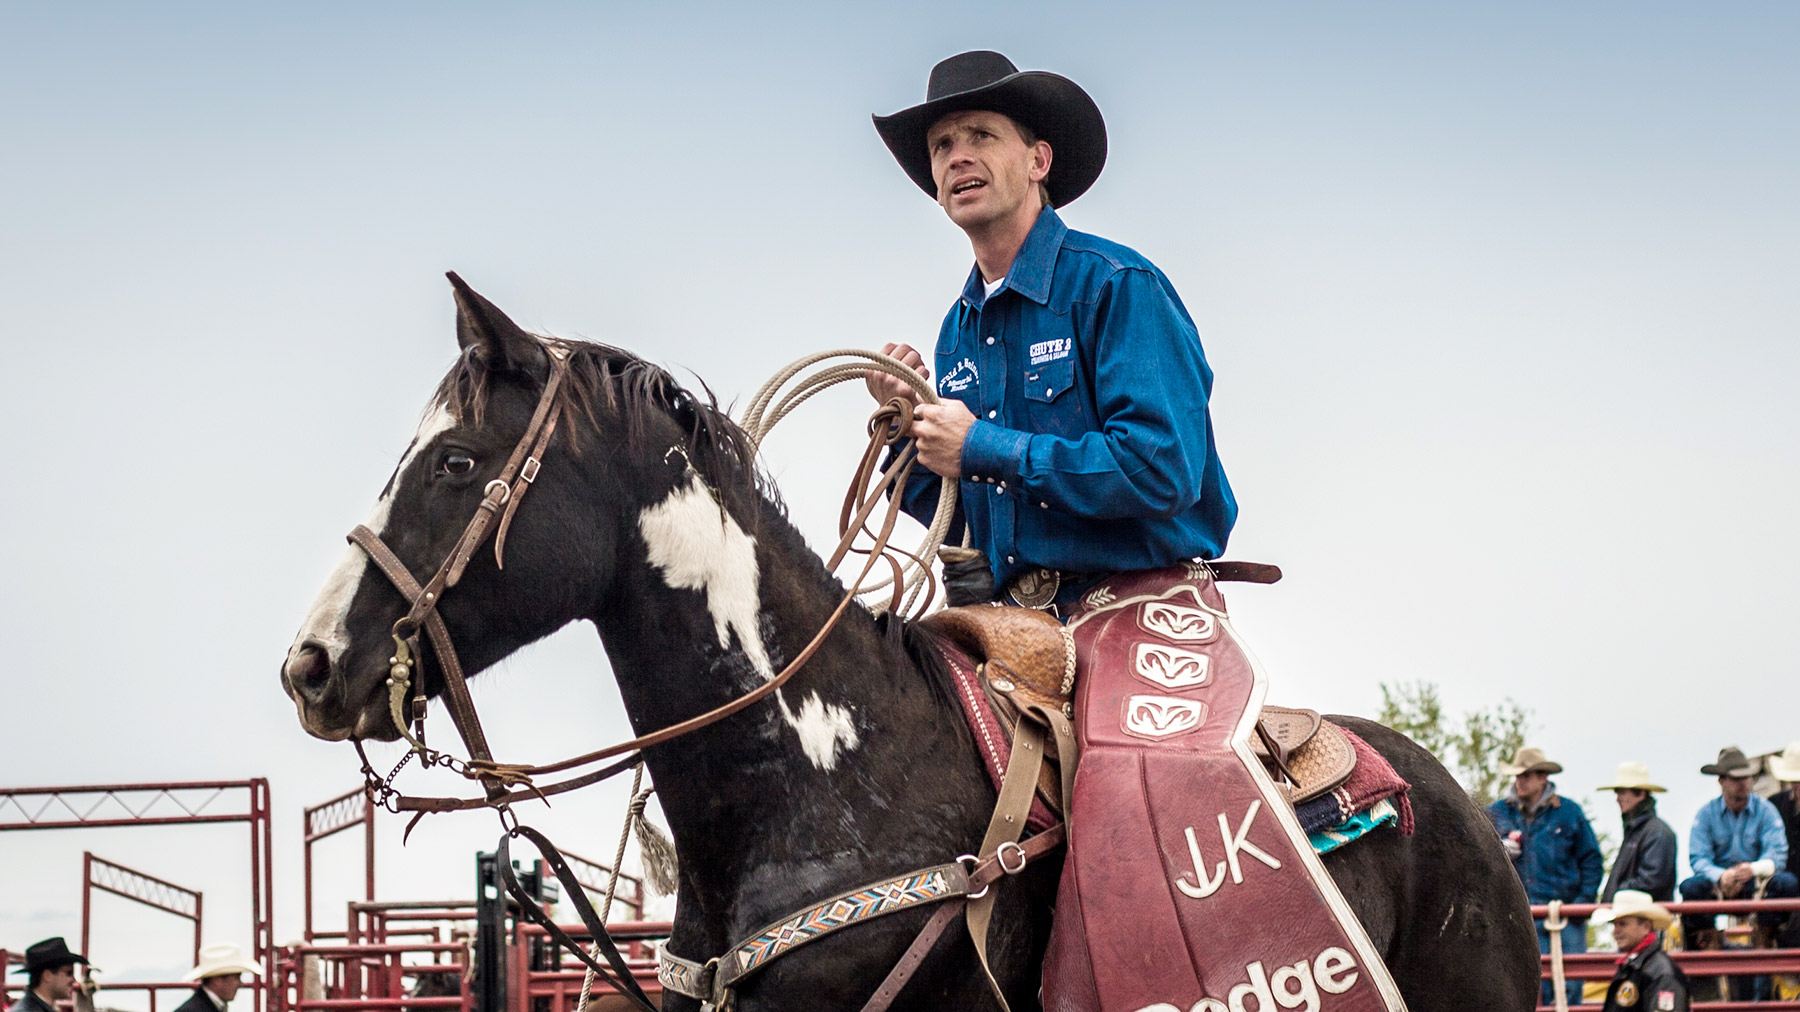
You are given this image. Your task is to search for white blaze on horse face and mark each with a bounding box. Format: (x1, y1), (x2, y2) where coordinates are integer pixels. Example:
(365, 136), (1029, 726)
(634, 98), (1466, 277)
(637, 476), (860, 771)
(286, 402), (457, 670)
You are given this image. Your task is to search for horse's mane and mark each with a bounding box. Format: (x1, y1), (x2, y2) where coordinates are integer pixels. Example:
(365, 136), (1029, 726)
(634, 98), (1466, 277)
(433, 338), (782, 517)
(884, 613), (960, 711)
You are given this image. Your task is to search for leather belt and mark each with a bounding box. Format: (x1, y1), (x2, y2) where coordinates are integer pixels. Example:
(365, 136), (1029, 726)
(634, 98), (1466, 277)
(1004, 559), (1283, 611)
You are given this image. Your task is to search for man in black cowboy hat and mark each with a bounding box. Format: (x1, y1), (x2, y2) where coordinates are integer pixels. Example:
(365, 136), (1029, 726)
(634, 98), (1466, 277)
(7, 938), (88, 1012)
(869, 50), (1236, 611)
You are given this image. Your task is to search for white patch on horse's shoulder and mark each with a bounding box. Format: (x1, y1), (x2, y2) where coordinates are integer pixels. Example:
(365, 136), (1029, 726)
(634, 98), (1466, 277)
(782, 692), (860, 772)
(637, 476), (770, 674)
(638, 477), (860, 771)
(288, 400), (458, 667)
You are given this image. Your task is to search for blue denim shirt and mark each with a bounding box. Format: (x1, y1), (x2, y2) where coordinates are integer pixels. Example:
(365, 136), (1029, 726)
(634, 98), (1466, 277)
(1689, 793), (1789, 882)
(898, 207), (1237, 587)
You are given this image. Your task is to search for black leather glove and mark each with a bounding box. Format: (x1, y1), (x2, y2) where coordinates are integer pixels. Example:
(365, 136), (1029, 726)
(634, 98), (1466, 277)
(939, 547), (996, 607)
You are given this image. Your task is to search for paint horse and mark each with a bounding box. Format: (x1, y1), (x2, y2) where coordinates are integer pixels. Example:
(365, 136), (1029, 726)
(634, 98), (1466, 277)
(280, 277), (1540, 1011)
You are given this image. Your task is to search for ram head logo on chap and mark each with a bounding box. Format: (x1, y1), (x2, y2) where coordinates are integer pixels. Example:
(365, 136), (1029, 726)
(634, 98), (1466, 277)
(1123, 695), (1206, 740)
(1133, 642), (1211, 690)
(1140, 601), (1218, 643)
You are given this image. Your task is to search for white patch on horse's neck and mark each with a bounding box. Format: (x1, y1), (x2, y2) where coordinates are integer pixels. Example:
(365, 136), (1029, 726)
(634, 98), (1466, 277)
(637, 475), (860, 771)
(638, 476), (770, 674)
(779, 691), (861, 772)
(286, 401), (457, 668)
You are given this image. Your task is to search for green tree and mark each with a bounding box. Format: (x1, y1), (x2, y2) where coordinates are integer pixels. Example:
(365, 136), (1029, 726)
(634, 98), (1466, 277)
(1378, 680), (1531, 805)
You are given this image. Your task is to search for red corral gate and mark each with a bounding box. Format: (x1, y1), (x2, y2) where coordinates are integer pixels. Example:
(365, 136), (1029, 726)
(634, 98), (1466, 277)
(82, 852), (204, 969)
(275, 839), (665, 1012)
(0, 780), (274, 1012)
(2, 779), (666, 1012)
(1531, 899), (1800, 1012)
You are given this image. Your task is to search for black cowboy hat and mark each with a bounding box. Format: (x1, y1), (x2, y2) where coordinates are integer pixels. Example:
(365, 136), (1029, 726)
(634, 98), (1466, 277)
(15, 937), (89, 975)
(873, 50), (1107, 208)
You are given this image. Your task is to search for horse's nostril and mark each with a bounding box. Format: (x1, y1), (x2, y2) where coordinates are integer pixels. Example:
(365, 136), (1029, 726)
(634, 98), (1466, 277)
(286, 643), (333, 699)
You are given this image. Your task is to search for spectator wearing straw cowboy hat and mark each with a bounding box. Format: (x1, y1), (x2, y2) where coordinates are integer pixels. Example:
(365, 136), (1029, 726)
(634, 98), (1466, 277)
(7, 938), (88, 1012)
(1597, 890), (1689, 1012)
(1768, 742), (1800, 947)
(1599, 761), (1679, 903)
(1678, 746), (1796, 952)
(1487, 745), (1603, 1006)
(867, 50), (1235, 612)
(171, 945), (261, 1012)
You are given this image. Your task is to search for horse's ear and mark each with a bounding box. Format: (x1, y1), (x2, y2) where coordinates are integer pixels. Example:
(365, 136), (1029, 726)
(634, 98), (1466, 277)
(447, 272), (546, 375)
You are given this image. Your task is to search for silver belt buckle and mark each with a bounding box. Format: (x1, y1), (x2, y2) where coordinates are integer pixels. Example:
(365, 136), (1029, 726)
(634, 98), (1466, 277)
(1007, 567), (1060, 611)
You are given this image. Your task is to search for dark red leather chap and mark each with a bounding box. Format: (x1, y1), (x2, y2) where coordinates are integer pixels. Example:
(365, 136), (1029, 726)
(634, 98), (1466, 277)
(1040, 566), (1408, 1012)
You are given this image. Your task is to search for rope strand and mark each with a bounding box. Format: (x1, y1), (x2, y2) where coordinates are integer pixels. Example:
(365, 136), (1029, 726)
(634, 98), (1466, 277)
(577, 763), (648, 1012)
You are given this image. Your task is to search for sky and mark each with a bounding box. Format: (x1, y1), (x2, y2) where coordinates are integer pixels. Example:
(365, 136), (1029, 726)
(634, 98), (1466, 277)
(3, 1), (1798, 997)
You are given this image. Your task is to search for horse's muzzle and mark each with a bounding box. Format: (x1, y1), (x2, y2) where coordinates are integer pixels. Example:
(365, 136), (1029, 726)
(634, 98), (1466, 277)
(283, 640), (363, 741)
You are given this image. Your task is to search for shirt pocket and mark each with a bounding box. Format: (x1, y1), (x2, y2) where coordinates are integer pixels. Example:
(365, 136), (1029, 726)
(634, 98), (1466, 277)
(1021, 358), (1081, 438)
(1023, 358), (1074, 404)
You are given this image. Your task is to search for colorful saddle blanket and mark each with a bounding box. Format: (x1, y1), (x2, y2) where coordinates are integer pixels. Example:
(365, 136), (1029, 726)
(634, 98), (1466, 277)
(1039, 564), (1410, 1012)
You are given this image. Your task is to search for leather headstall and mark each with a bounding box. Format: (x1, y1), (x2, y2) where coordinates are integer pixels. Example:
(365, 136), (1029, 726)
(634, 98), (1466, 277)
(345, 344), (926, 819)
(348, 340), (574, 805)
(343, 346), (1060, 1011)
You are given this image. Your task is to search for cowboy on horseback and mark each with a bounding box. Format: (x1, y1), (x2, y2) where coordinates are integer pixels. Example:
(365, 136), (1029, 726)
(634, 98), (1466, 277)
(870, 54), (1421, 1011)
(867, 49), (1237, 613)
(275, 54), (1541, 1006)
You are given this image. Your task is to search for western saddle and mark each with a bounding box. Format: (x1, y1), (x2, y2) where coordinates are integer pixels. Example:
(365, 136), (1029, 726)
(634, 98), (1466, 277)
(919, 604), (1357, 814)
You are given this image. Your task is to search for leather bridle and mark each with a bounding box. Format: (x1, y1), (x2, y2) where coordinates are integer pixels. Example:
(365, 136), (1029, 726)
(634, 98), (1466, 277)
(345, 338), (921, 818)
(341, 339), (1063, 1011)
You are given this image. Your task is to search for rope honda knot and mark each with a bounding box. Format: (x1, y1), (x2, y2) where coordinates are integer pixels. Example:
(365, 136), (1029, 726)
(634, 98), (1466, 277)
(870, 397), (915, 444)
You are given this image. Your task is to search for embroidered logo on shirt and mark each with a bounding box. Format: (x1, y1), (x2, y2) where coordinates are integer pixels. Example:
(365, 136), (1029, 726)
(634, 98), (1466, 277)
(1027, 338), (1072, 365)
(939, 358), (979, 395)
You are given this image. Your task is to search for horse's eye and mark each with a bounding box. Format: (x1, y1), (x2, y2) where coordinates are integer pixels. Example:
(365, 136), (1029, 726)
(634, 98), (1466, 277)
(439, 452), (476, 477)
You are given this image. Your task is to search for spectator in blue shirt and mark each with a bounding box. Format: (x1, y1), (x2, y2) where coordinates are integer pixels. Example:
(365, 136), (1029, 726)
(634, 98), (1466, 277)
(868, 50), (1235, 612)
(1486, 746), (1603, 1007)
(1679, 746), (1797, 952)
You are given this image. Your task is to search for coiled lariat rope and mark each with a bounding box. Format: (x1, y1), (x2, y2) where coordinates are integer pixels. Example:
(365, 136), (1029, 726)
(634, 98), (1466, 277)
(740, 349), (964, 618)
(356, 348), (967, 820)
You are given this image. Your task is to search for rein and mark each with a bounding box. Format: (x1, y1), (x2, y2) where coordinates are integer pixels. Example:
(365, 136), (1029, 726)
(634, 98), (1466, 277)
(349, 346), (950, 817)
(342, 342), (1059, 1010)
